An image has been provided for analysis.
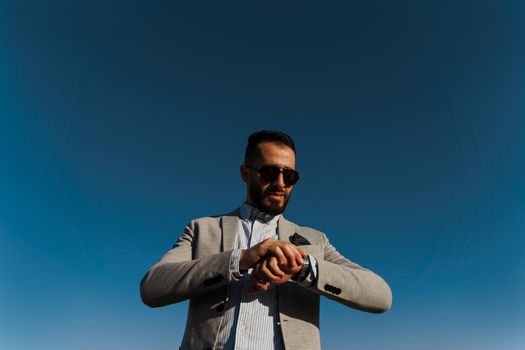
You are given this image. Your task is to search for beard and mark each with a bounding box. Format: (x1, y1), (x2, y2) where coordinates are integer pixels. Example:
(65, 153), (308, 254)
(248, 182), (291, 215)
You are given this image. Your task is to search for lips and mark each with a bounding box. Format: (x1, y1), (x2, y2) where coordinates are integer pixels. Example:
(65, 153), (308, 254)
(266, 192), (285, 201)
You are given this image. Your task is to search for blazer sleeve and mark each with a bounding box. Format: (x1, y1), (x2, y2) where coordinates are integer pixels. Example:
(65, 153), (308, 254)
(140, 220), (234, 307)
(309, 233), (392, 314)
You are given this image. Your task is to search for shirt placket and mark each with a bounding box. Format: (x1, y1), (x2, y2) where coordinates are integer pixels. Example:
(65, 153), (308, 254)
(235, 218), (265, 348)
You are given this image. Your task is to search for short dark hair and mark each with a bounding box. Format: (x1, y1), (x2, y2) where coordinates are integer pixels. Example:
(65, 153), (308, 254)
(244, 130), (296, 165)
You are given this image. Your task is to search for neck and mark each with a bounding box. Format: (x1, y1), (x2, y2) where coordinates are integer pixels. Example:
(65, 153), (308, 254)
(244, 196), (256, 208)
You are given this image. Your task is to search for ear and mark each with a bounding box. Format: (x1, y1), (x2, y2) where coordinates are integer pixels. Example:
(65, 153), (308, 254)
(240, 164), (249, 183)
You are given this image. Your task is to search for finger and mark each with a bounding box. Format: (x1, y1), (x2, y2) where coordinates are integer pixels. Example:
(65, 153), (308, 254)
(257, 281), (270, 291)
(251, 265), (264, 282)
(239, 247), (262, 270)
(295, 250), (306, 266)
(247, 280), (270, 293)
(266, 257), (285, 278)
(257, 238), (276, 256)
(281, 244), (303, 267)
(271, 273), (293, 286)
(288, 244), (305, 262)
(295, 246), (306, 264)
(252, 261), (280, 283)
(259, 259), (282, 282)
(272, 246), (287, 266)
(278, 244), (297, 268)
(290, 263), (302, 275)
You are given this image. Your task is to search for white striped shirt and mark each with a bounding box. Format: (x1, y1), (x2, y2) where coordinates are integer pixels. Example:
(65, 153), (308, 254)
(215, 203), (284, 349)
(215, 203), (318, 349)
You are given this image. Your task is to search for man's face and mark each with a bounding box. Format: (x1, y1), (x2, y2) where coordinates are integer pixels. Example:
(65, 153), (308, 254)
(241, 142), (296, 215)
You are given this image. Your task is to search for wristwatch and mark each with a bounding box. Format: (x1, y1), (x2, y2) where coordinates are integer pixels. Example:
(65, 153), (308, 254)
(292, 255), (311, 284)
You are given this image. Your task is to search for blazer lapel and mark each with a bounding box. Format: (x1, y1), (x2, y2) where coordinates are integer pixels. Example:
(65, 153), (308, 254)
(277, 215), (296, 243)
(221, 209), (240, 251)
(278, 216), (296, 317)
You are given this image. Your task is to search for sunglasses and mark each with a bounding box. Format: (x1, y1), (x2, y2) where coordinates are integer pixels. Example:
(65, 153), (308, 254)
(245, 164), (300, 186)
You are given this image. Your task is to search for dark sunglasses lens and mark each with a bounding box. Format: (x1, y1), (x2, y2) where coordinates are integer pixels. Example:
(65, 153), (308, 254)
(259, 166), (281, 182)
(257, 165), (299, 186)
(283, 169), (299, 185)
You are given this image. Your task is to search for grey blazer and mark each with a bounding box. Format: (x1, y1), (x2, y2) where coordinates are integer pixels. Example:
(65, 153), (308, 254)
(140, 210), (392, 350)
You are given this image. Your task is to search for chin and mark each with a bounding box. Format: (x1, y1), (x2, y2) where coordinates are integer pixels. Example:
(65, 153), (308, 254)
(262, 201), (286, 215)
(266, 208), (284, 215)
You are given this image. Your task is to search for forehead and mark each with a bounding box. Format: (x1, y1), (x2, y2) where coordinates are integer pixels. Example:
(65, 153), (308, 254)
(255, 142), (296, 168)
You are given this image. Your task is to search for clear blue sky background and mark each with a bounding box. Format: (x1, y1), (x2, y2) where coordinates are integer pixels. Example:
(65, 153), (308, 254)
(1, 1), (524, 349)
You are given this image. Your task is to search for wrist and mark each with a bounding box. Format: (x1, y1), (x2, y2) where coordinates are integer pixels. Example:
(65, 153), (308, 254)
(292, 255), (311, 284)
(238, 249), (251, 271)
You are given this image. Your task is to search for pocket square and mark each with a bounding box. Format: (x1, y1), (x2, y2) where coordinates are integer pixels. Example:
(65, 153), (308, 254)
(289, 233), (311, 246)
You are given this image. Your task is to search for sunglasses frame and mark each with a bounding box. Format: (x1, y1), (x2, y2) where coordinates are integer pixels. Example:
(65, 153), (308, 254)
(245, 164), (300, 186)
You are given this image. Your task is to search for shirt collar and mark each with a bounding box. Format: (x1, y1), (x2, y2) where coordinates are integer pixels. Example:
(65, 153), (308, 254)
(239, 202), (281, 224)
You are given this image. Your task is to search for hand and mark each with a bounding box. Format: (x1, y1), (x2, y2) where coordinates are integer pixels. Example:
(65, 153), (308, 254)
(239, 238), (306, 271)
(247, 255), (304, 293)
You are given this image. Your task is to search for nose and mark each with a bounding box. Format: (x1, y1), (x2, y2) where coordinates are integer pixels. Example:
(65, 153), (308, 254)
(273, 171), (287, 188)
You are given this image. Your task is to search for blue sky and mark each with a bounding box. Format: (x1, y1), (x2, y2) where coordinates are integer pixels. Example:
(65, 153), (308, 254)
(1, 1), (524, 349)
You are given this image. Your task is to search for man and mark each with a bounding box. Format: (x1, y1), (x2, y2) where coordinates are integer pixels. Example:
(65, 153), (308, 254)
(140, 130), (392, 350)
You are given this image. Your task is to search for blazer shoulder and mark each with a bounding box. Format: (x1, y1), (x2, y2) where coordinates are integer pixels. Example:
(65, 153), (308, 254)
(188, 208), (240, 226)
